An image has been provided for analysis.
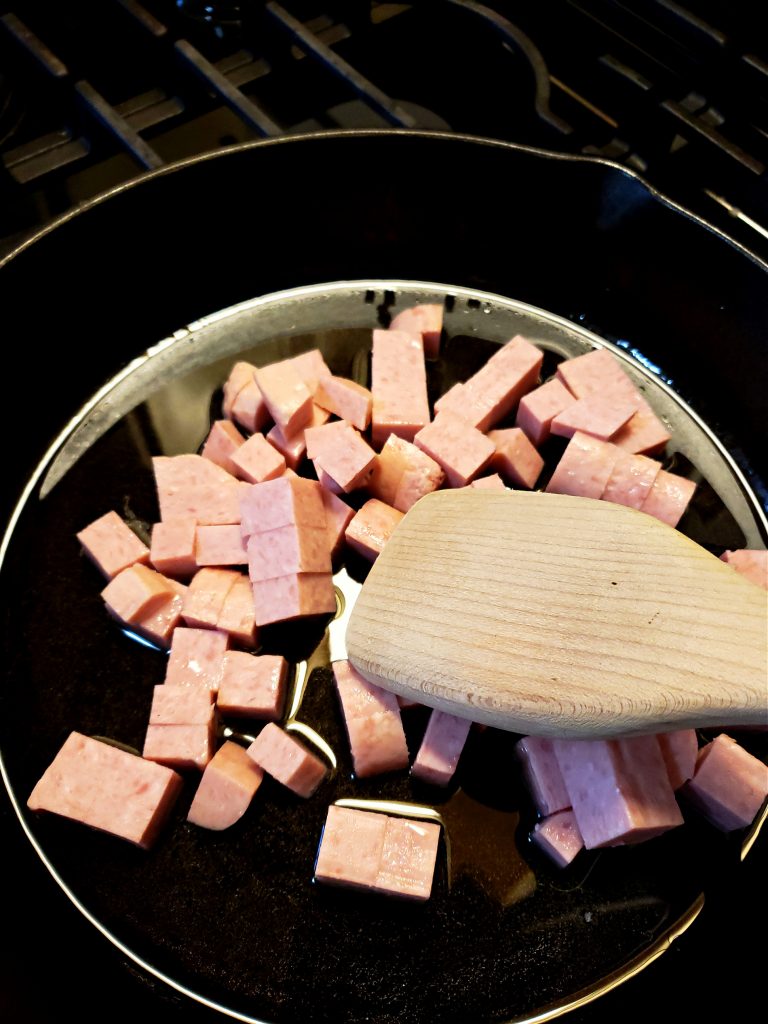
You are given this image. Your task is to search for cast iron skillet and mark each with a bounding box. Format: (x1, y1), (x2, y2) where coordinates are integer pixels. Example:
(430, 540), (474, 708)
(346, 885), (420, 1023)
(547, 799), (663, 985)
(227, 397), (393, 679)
(0, 131), (766, 1023)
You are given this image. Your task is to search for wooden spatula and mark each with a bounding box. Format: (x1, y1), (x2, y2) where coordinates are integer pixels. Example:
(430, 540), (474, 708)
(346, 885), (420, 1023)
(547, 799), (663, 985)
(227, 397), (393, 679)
(345, 490), (768, 738)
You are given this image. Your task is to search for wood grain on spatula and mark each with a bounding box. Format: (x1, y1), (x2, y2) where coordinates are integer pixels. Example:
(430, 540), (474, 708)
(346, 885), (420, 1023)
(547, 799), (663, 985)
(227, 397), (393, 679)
(346, 490), (768, 738)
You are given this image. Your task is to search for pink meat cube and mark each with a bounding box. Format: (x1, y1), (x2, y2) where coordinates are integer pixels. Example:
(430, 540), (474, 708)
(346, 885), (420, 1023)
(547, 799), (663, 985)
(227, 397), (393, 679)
(150, 518), (197, 578)
(101, 564), (178, 624)
(306, 420), (376, 493)
(720, 549), (768, 589)
(290, 348), (332, 395)
(187, 741), (265, 831)
(251, 572), (336, 626)
(470, 473), (506, 490)
(134, 582), (186, 648)
(230, 432), (286, 484)
(531, 810), (584, 868)
(150, 684), (214, 725)
(333, 659), (409, 777)
(266, 403), (331, 470)
(201, 420), (245, 476)
(640, 469), (696, 527)
(314, 806), (440, 901)
(77, 511), (149, 580)
(315, 375), (373, 431)
(433, 381), (464, 415)
(143, 722), (215, 771)
(195, 525), (247, 566)
(217, 652), (288, 719)
(316, 465), (343, 495)
(223, 362), (270, 433)
(390, 303), (443, 358)
(434, 335), (543, 432)
(371, 329), (430, 446)
(682, 734), (768, 831)
(239, 476), (326, 537)
(554, 735), (684, 848)
(247, 524), (331, 581)
(153, 454), (245, 526)
(247, 722), (327, 797)
(601, 451), (662, 510)
(165, 626), (229, 691)
(487, 427), (544, 489)
(516, 378), (575, 447)
(367, 434), (445, 513)
(321, 489), (355, 559)
(254, 360), (313, 439)
(216, 573), (258, 646)
(415, 412), (494, 488)
(545, 431), (620, 499)
(516, 735), (571, 817)
(657, 729), (698, 790)
(550, 394), (639, 441)
(411, 710), (471, 787)
(27, 731), (182, 849)
(182, 568), (241, 629)
(345, 499), (404, 562)
(222, 361), (255, 419)
(611, 397), (671, 455)
(556, 348), (638, 401)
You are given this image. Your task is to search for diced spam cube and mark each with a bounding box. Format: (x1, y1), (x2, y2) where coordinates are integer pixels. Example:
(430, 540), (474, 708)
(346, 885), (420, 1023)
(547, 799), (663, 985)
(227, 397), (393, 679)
(314, 375), (373, 431)
(371, 329), (430, 446)
(143, 722), (215, 771)
(657, 729), (698, 791)
(247, 524), (331, 581)
(240, 476), (326, 537)
(545, 431), (620, 499)
(333, 659), (409, 777)
(415, 412), (494, 488)
(550, 394), (638, 441)
(217, 652), (288, 719)
(195, 525), (248, 567)
(612, 398), (671, 456)
(150, 518), (197, 578)
(267, 404), (331, 470)
(640, 469), (696, 527)
(290, 348), (332, 395)
(102, 564), (178, 624)
(321, 489), (355, 560)
(531, 810), (584, 868)
(254, 360), (313, 439)
(216, 573), (258, 646)
(556, 348), (638, 401)
(247, 723), (327, 797)
(165, 626), (229, 691)
(682, 734), (768, 831)
(411, 710), (471, 787)
(251, 572), (336, 626)
(135, 583), (186, 648)
(367, 434), (444, 513)
(390, 303), (443, 358)
(345, 499), (404, 562)
(150, 684), (215, 725)
(223, 362), (270, 433)
(201, 420), (244, 476)
(516, 735), (571, 817)
(516, 378), (575, 447)
(153, 454), (245, 526)
(470, 473), (506, 490)
(77, 511), (149, 580)
(182, 568), (241, 630)
(305, 420), (376, 493)
(720, 549), (768, 590)
(487, 427), (544, 489)
(601, 451), (661, 510)
(187, 741), (265, 831)
(230, 432), (286, 484)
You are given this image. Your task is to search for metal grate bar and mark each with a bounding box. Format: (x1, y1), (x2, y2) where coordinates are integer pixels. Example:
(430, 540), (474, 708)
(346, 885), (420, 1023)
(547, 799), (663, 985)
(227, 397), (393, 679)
(0, 13), (68, 78)
(174, 38), (282, 136)
(266, 2), (416, 128)
(115, 0), (168, 38)
(75, 80), (164, 170)
(661, 98), (765, 174)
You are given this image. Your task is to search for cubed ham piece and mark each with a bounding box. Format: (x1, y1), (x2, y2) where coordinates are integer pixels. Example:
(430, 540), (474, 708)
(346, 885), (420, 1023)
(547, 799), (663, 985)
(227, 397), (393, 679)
(415, 412), (494, 488)
(150, 518), (197, 578)
(371, 329), (431, 446)
(217, 652), (288, 719)
(254, 360), (313, 439)
(345, 499), (404, 563)
(434, 335), (543, 432)
(229, 432), (286, 484)
(333, 659), (409, 777)
(657, 729), (698, 790)
(682, 734), (768, 831)
(321, 489), (355, 560)
(182, 568), (241, 629)
(315, 805), (440, 901)
(601, 451), (662, 510)
(165, 626), (229, 691)
(411, 710), (471, 787)
(487, 427), (544, 489)
(134, 581), (186, 648)
(195, 525), (248, 567)
(216, 573), (258, 646)
(240, 476), (326, 537)
(187, 741), (265, 831)
(640, 469), (696, 527)
(77, 511), (149, 580)
(150, 684), (215, 725)
(102, 563), (178, 624)
(367, 434), (445, 513)
(27, 731), (182, 848)
(247, 524), (331, 581)
(201, 420), (245, 476)
(247, 722), (327, 797)
(545, 431), (620, 499)
(143, 722), (216, 771)
(306, 420), (376, 493)
(531, 810), (584, 868)
(550, 394), (639, 441)
(470, 473), (506, 490)
(516, 735), (571, 817)
(720, 549), (768, 589)
(314, 375), (373, 431)
(290, 348), (332, 395)
(516, 378), (576, 447)
(223, 361), (270, 434)
(316, 466), (343, 495)
(433, 381), (464, 414)
(153, 454), (245, 526)
(251, 572), (336, 626)
(222, 361), (255, 419)
(554, 735), (684, 848)
(611, 398), (671, 456)
(390, 303), (443, 358)
(267, 404), (331, 470)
